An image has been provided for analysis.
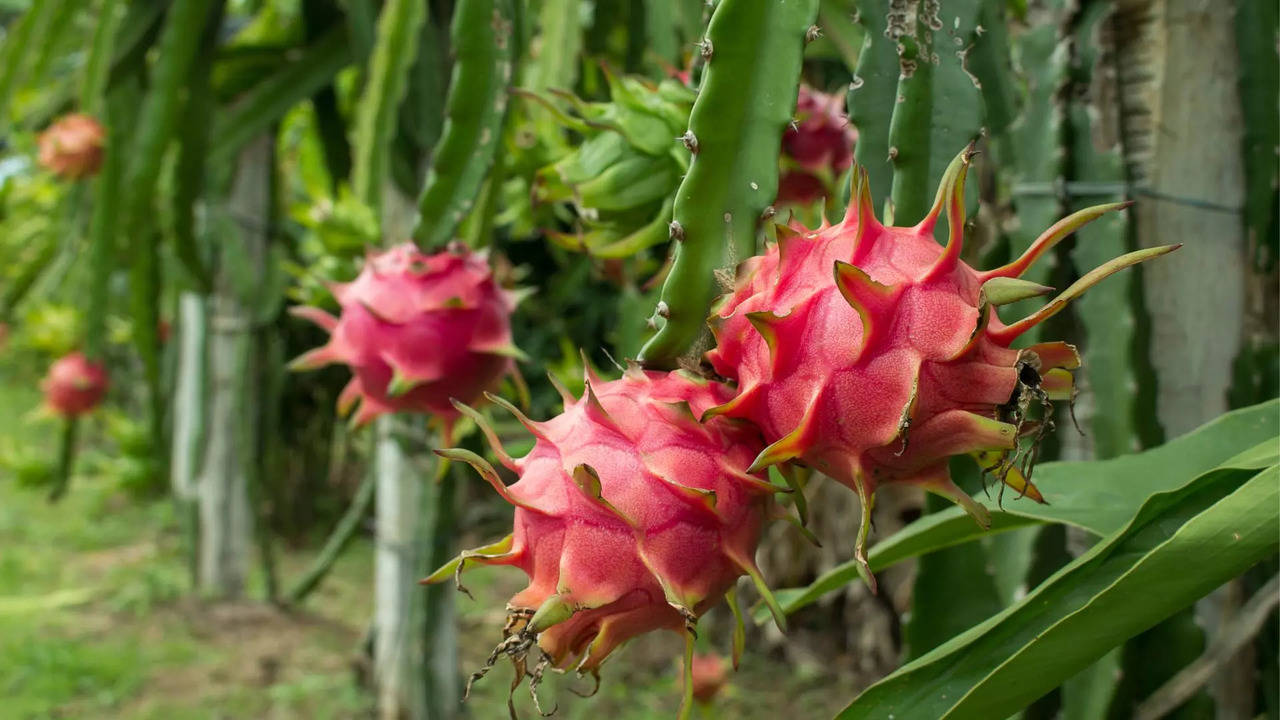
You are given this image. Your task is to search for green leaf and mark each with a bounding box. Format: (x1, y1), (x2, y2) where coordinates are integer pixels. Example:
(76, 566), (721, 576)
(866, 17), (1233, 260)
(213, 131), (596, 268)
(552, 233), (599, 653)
(904, 461), (1004, 659)
(765, 399), (1279, 620)
(838, 461), (1280, 719)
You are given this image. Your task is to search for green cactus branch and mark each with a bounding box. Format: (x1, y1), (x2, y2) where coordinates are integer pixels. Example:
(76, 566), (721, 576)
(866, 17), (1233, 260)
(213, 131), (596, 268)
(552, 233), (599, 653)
(350, 0), (428, 214)
(638, 0), (819, 370)
(119, 0), (220, 466)
(79, 0), (122, 115)
(412, 0), (515, 248)
(849, 0), (984, 224)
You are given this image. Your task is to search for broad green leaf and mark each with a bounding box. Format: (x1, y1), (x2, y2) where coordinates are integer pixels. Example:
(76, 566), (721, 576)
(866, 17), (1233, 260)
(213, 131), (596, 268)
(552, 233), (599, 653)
(766, 399), (1278, 620)
(905, 461), (1004, 659)
(838, 462), (1280, 719)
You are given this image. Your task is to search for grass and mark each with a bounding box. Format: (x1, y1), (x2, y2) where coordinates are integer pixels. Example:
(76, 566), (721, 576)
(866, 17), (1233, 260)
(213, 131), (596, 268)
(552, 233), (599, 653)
(0, 361), (850, 719)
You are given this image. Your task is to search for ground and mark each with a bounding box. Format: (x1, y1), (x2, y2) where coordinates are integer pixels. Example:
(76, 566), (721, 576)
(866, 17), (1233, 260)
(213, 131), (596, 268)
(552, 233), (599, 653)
(0, 370), (850, 719)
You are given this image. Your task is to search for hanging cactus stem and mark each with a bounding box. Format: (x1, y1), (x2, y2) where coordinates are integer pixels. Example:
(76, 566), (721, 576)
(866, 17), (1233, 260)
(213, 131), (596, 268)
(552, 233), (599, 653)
(638, 0), (819, 369)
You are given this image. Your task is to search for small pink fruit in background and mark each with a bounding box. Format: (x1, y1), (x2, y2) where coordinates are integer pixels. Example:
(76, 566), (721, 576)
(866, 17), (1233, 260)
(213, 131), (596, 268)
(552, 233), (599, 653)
(42, 352), (109, 417)
(289, 242), (522, 434)
(689, 652), (730, 705)
(37, 114), (106, 180)
(707, 148), (1178, 584)
(778, 85), (857, 205)
(426, 369), (781, 710)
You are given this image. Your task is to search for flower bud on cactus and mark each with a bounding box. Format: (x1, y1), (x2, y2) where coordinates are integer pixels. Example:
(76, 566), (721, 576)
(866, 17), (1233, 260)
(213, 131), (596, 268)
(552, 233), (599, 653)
(707, 147), (1179, 585)
(42, 352), (109, 417)
(426, 368), (785, 715)
(778, 85), (857, 206)
(288, 242), (522, 433)
(37, 114), (106, 180)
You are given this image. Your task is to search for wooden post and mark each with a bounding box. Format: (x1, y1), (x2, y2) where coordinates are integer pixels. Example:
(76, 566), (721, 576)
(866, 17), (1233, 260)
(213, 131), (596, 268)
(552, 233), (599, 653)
(196, 135), (271, 597)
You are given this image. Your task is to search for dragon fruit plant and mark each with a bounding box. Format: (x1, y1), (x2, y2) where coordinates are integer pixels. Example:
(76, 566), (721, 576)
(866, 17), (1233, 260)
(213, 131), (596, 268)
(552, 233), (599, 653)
(42, 351), (109, 417)
(777, 84), (857, 208)
(705, 148), (1179, 584)
(288, 242), (523, 435)
(425, 367), (788, 712)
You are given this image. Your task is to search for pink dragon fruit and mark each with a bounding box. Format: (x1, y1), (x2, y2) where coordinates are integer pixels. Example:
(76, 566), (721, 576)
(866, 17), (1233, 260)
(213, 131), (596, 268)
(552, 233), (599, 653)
(42, 352), (109, 417)
(289, 242), (522, 433)
(778, 85), (857, 206)
(687, 652), (730, 705)
(707, 147), (1178, 584)
(38, 113), (106, 180)
(425, 368), (784, 713)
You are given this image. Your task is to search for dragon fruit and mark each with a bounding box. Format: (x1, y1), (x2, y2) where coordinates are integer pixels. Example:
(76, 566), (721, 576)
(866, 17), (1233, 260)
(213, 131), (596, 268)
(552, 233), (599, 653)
(37, 113), (106, 180)
(42, 352), (109, 417)
(706, 148), (1178, 584)
(687, 652), (730, 705)
(425, 367), (784, 713)
(778, 85), (857, 206)
(288, 242), (522, 433)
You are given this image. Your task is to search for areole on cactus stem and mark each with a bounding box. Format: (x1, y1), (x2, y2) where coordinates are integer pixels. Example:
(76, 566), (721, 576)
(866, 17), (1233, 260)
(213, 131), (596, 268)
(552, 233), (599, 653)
(705, 144), (1179, 588)
(424, 366), (794, 718)
(287, 242), (526, 436)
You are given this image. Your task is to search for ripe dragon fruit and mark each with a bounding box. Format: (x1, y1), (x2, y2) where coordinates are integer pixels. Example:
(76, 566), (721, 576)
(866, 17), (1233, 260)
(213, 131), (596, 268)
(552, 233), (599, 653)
(425, 368), (785, 714)
(42, 352), (109, 417)
(687, 652), (730, 705)
(37, 113), (106, 180)
(778, 85), (857, 206)
(289, 242), (522, 433)
(706, 147), (1178, 585)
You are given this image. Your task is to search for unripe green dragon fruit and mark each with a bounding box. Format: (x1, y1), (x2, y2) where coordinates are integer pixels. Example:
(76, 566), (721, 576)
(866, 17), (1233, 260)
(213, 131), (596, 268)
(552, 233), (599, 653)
(706, 147), (1178, 584)
(426, 368), (785, 714)
(519, 69), (694, 258)
(288, 242), (522, 434)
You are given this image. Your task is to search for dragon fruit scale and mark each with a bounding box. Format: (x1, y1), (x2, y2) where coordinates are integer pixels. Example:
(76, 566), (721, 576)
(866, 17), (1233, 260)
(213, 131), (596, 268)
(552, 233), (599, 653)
(42, 352), (109, 417)
(706, 147), (1179, 584)
(425, 367), (786, 714)
(288, 242), (523, 433)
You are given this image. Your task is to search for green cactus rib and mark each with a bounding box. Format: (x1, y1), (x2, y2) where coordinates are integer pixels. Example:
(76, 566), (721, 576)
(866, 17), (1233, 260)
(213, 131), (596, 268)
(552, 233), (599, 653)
(1234, 0), (1279, 269)
(886, 0), (983, 225)
(411, 0), (515, 248)
(847, 0), (897, 211)
(351, 0), (429, 213)
(1066, 1), (1136, 460)
(849, 0), (985, 224)
(1000, 18), (1069, 343)
(638, 0), (819, 369)
(120, 0), (218, 462)
(84, 86), (134, 360)
(79, 0), (122, 114)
